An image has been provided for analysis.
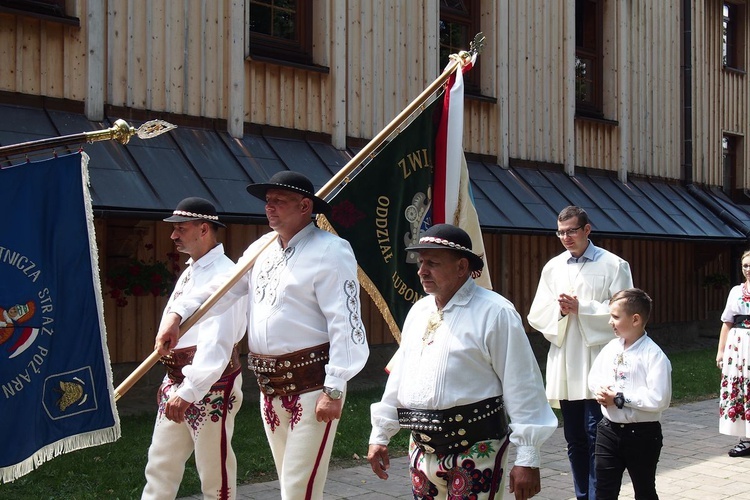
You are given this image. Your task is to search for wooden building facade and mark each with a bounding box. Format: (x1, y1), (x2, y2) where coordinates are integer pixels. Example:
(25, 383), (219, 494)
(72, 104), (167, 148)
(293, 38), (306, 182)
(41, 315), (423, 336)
(1, 0), (748, 364)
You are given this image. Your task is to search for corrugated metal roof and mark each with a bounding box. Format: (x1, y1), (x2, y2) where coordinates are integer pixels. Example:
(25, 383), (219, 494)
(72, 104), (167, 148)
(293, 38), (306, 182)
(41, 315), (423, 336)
(0, 102), (745, 242)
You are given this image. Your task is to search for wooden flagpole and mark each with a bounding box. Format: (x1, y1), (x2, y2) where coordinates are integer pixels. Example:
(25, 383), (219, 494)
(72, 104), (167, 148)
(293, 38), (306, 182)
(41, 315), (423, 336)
(113, 36), (484, 401)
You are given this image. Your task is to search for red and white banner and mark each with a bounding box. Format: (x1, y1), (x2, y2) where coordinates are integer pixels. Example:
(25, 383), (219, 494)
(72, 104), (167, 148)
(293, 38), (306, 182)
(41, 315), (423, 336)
(433, 55), (492, 289)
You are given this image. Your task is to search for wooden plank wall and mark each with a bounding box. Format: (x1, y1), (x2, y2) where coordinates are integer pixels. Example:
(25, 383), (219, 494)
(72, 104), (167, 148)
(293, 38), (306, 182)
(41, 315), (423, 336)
(505, 0), (568, 165)
(0, 9), (86, 99)
(623, 0), (682, 179)
(692, 0), (749, 187)
(101, 219), (732, 363)
(245, 61), (330, 133)
(487, 232), (731, 330)
(106, 0), (231, 117)
(1, 1), (746, 187)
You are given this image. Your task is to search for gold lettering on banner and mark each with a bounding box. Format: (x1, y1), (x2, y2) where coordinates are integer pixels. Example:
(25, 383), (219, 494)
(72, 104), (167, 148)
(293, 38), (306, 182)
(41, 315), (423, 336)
(399, 149), (430, 179)
(375, 196), (393, 263)
(392, 271), (423, 304)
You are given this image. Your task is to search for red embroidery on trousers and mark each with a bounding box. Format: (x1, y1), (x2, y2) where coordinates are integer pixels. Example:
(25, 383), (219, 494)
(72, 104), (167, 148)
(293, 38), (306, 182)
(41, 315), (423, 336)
(263, 394), (280, 432)
(281, 395), (302, 429)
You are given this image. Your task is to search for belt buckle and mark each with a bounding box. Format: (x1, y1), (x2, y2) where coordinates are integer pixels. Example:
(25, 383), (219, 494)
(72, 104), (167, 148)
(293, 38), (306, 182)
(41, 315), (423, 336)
(261, 384), (275, 395)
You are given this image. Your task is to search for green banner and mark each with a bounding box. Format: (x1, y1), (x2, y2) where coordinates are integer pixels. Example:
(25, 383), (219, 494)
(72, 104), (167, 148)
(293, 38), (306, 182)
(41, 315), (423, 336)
(321, 93), (444, 340)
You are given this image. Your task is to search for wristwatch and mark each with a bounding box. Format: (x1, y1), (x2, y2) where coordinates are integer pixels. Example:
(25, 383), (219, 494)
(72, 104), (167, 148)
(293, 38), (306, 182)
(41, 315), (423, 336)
(323, 386), (343, 400)
(614, 392), (625, 409)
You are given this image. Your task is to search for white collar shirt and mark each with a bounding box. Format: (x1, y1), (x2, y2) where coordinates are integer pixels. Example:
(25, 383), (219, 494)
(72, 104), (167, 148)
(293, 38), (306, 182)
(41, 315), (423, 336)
(166, 244), (248, 403)
(170, 223), (368, 391)
(588, 333), (672, 423)
(370, 278), (557, 467)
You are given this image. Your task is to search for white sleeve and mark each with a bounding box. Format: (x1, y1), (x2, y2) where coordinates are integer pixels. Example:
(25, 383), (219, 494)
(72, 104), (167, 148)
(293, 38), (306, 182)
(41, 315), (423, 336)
(314, 238), (369, 390)
(176, 294), (248, 402)
(491, 306), (558, 468)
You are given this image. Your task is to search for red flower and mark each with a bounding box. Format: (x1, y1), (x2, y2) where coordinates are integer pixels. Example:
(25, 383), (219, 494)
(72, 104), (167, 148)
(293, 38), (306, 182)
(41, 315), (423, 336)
(107, 246), (178, 306)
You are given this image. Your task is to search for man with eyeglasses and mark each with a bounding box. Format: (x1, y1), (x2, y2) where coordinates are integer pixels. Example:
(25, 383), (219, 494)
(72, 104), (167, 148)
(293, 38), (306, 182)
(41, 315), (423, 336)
(528, 206), (633, 500)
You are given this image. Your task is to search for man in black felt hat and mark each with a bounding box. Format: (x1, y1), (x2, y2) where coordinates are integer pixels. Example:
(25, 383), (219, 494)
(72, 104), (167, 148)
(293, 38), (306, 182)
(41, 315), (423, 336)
(143, 197), (248, 500)
(367, 224), (556, 500)
(155, 172), (369, 499)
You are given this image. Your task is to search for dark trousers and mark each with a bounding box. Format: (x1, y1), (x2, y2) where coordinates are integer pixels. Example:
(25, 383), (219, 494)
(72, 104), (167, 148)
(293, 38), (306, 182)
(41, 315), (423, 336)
(560, 399), (603, 500)
(595, 418), (663, 500)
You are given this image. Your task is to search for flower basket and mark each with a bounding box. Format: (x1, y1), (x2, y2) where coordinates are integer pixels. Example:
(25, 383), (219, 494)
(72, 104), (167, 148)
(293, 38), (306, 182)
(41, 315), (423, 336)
(106, 247), (179, 307)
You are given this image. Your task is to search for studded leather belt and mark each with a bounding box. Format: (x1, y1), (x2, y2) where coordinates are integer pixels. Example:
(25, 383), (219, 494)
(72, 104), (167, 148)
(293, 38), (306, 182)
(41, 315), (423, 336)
(248, 342), (330, 397)
(161, 343), (241, 384)
(397, 396), (509, 455)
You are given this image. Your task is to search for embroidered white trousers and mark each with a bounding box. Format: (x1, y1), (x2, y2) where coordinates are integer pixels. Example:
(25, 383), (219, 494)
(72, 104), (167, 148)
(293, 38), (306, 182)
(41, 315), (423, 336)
(142, 372), (243, 500)
(409, 436), (511, 499)
(260, 390), (342, 500)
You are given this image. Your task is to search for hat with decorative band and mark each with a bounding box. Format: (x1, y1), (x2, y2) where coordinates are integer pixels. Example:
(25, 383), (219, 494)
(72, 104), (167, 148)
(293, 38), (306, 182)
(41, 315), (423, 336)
(163, 197), (226, 227)
(246, 171), (331, 215)
(405, 224), (484, 273)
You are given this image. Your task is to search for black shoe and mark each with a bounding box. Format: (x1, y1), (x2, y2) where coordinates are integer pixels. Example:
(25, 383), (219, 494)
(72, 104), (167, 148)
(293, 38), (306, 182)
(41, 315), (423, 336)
(728, 440), (750, 457)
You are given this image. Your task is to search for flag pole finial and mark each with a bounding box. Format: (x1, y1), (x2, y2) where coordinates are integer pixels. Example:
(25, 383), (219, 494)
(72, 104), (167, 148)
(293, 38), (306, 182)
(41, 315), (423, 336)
(469, 32), (485, 56)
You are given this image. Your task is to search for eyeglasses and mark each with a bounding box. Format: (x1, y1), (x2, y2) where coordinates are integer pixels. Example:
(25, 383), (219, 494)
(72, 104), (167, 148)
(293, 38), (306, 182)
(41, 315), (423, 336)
(556, 225), (584, 238)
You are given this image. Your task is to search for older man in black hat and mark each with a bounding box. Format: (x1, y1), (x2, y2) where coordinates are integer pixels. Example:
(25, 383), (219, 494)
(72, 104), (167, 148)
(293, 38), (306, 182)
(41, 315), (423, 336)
(143, 197), (248, 500)
(155, 172), (369, 499)
(367, 224), (556, 500)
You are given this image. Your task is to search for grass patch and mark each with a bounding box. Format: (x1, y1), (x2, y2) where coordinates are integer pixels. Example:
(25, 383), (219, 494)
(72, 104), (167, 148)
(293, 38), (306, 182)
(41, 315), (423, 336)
(0, 388), (409, 499)
(669, 347), (719, 404)
(0, 348), (717, 498)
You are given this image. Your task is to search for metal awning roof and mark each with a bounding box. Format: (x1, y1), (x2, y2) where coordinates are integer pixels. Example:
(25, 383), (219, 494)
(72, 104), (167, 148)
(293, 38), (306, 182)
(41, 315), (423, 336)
(0, 102), (745, 242)
(468, 159), (745, 241)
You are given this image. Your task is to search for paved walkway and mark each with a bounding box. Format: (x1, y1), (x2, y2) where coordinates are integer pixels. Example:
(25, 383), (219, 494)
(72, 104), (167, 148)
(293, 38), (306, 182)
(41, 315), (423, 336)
(116, 335), (737, 499)
(176, 398), (750, 500)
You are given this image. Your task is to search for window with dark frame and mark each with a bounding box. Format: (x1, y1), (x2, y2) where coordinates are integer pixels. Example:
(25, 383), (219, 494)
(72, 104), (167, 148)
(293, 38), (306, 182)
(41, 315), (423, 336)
(723, 2), (746, 71)
(723, 135), (742, 200)
(575, 0), (603, 117)
(248, 0), (313, 66)
(439, 0), (480, 94)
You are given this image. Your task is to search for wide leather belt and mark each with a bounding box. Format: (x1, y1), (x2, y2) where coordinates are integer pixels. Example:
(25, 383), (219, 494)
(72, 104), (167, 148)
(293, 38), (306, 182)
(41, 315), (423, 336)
(397, 396), (509, 455)
(734, 315), (750, 329)
(161, 343), (241, 384)
(248, 342), (330, 397)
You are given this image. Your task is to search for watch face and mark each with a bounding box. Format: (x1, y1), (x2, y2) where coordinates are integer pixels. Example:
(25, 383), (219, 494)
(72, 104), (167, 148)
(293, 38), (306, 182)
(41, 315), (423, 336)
(325, 388), (343, 399)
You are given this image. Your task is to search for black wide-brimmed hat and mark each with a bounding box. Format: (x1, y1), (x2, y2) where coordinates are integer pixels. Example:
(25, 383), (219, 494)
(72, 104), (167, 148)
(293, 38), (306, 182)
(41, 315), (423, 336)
(163, 197), (226, 227)
(246, 171), (331, 215)
(406, 224), (484, 272)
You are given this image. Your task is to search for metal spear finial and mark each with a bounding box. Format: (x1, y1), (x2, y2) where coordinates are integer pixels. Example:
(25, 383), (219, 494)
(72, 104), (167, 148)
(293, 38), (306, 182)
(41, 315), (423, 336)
(0, 118), (177, 159)
(470, 32), (485, 56)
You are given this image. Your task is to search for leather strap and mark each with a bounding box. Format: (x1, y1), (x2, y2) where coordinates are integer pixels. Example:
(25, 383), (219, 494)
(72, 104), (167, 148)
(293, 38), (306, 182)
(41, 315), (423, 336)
(248, 342), (330, 397)
(161, 343), (241, 384)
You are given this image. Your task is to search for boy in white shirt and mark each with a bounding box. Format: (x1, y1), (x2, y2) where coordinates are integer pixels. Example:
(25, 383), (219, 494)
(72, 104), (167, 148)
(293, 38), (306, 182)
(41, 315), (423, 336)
(588, 288), (672, 500)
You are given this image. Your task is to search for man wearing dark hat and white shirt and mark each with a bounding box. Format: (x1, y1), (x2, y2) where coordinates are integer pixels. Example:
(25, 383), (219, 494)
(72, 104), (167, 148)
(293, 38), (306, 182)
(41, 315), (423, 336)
(142, 197), (248, 500)
(155, 172), (369, 499)
(367, 224), (556, 500)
